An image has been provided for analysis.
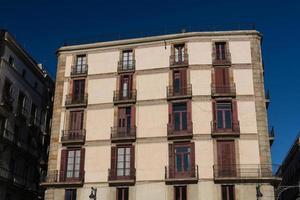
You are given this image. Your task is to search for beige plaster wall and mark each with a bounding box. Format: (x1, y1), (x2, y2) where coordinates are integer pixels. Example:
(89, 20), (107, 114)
(188, 42), (212, 65)
(229, 41), (252, 64)
(88, 78), (116, 104)
(238, 140), (260, 165)
(64, 55), (73, 77)
(195, 140), (214, 179)
(190, 70), (211, 96)
(192, 101), (212, 134)
(237, 101), (258, 134)
(88, 51), (119, 74)
(234, 69), (254, 95)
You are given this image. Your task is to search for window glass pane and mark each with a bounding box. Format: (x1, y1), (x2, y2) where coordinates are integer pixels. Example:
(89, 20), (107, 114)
(173, 103), (187, 112)
(217, 111), (223, 129)
(183, 154), (190, 171)
(182, 112), (187, 130)
(176, 154), (182, 172)
(225, 110), (232, 129)
(174, 113), (180, 130)
(182, 186), (187, 200)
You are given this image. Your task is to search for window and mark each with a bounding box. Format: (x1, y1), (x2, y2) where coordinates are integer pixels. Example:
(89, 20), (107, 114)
(217, 141), (236, 177)
(69, 111), (84, 131)
(173, 103), (188, 131)
(122, 50), (133, 69)
(30, 104), (37, 122)
(75, 55), (87, 73)
(175, 146), (191, 173)
(8, 56), (14, 66)
(221, 185), (235, 200)
(117, 147), (131, 176)
(17, 92), (26, 115)
(118, 107), (131, 129)
(65, 189), (77, 200)
(216, 102), (232, 130)
(66, 149), (81, 179)
(2, 79), (13, 103)
(174, 44), (185, 63)
(215, 42), (226, 60)
(175, 186), (187, 200)
(72, 79), (85, 100)
(117, 188), (129, 200)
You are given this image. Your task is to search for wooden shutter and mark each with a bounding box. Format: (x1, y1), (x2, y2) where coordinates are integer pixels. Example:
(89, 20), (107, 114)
(180, 69), (187, 88)
(59, 149), (68, 182)
(80, 148), (85, 180)
(130, 145), (135, 178)
(232, 100), (238, 125)
(111, 146), (117, 173)
(168, 103), (173, 123)
(212, 100), (217, 130)
(168, 143), (174, 178)
(215, 68), (229, 86)
(187, 101), (192, 126)
(190, 142), (195, 177)
(217, 141), (236, 176)
(130, 106), (136, 128)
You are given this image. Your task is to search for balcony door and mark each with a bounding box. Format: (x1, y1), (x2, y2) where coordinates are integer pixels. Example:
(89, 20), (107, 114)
(174, 44), (185, 63)
(118, 107), (131, 133)
(175, 146), (191, 176)
(215, 67), (230, 93)
(72, 80), (85, 102)
(75, 55), (86, 74)
(173, 69), (187, 95)
(173, 103), (188, 131)
(117, 147), (131, 177)
(60, 149), (85, 182)
(69, 111), (84, 137)
(217, 141), (236, 177)
(215, 42), (226, 60)
(216, 102), (233, 130)
(120, 75), (132, 99)
(122, 50), (133, 70)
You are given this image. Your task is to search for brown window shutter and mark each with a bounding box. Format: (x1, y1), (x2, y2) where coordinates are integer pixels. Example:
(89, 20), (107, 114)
(131, 106), (136, 128)
(111, 146), (117, 172)
(187, 101), (192, 125)
(212, 100), (217, 129)
(168, 103), (173, 123)
(190, 142), (196, 177)
(129, 74), (133, 90)
(168, 143), (174, 178)
(232, 100), (238, 124)
(180, 69), (187, 88)
(59, 149), (67, 182)
(80, 148), (85, 180)
(130, 145), (135, 178)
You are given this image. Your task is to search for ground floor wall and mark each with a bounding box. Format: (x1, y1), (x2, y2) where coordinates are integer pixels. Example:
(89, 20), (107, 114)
(44, 181), (275, 200)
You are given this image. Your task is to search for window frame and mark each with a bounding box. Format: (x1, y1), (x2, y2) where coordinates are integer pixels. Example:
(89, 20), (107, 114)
(174, 185), (187, 200)
(221, 185), (235, 200)
(65, 189), (77, 200)
(116, 187), (129, 200)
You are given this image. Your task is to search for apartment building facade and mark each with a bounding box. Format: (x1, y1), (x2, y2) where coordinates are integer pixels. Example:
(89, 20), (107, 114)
(43, 30), (279, 200)
(0, 30), (54, 200)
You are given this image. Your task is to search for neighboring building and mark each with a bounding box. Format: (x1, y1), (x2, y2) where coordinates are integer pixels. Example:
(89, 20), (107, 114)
(0, 30), (54, 200)
(276, 133), (300, 200)
(43, 29), (279, 200)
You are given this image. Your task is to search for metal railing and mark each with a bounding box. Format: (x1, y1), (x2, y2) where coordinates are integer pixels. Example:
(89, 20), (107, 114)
(43, 170), (84, 183)
(113, 89), (137, 103)
(170, 54), (189, 67)
(167, 120), (193, 137)
(118, 60), (135, 72)
(65, 93), (88, 106)
(212, 52), (231, 65)
(61, 129), (86, 143)
(111, 126), (136, 140)
(167, 84), (192, 98)
(211, 83), (236, 96)
(165, 165), (198, 180)
(108, 168), (136, 181)
(213, 164), (280, 179)
(211, 121), (240, 134)
(71, 64), (88, 76)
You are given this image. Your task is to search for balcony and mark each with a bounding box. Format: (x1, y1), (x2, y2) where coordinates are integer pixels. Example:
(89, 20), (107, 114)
(15, 107), (28, 121)
(41, 170), (84, 187)
(213, 164), (281, 183)
(170, 54), (189, 68)
(167, 84), (192, 100)
(118, 60), (135, 73)
(110, 126), (136, 143)
(211, 83), (236, 97)
(212, 52), (231, 66)
(113, 90), (137, 104)
(0, 95), (14, 111)
(167, 120), (193, 140)
(165, 165), (198, 185)
(211, 121), (240, 137)
(65, 94), (88, 108)
(70, 65), (88, 77)
(61, 129), (86, 145)
(108, 168), (136, 186)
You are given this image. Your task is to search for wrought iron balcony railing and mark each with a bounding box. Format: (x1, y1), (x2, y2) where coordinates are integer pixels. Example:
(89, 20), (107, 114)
(170, 54), (189, 67)
(212, 52), (231, 66)
(118, 60), (135, 73)
(167, 120), (193, 140)
(42, 170), (84, 186)
(71, 64), (88, 77)
(165, 165), (198, 184)
(108, 168), (136, 186)
(113, 89), (137, 104)
(211, 121), (240, 136)
(65, 94), (88, 107)
(211, 83), (236, 96)
(61, 129), (86, 144)
(111, 126), (136, 142)
(213, 164), (281, 183)
(167, 84), (192, 100)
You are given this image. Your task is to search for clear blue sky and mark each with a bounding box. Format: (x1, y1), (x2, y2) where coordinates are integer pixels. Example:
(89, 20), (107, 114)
(1, 0), (299, 165)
